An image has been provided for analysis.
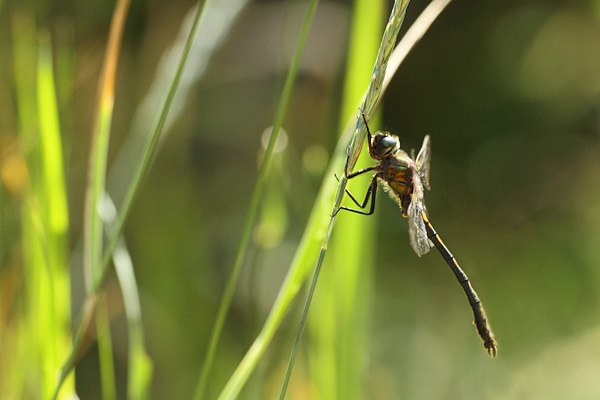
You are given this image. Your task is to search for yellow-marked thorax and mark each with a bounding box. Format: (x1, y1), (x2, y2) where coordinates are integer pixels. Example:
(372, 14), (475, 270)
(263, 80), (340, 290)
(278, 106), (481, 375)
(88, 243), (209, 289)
(378, 149), (415, 217)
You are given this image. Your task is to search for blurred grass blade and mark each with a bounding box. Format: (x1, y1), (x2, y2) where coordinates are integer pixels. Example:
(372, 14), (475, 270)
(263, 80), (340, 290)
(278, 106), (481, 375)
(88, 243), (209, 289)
(97, 0), (211, 291)
(217, 157), (344, 400)
(11, 16), (73, 397)
(52, 294), (98, 400)
(38, 36), (69, 235)
(219, 1), (451, 398)
(194, 0), (320, 398)
(83, 0), (131, 292)
(83, 1), (131, 397)
(383, 0), (452, 90)
(345, 0), (410, 175)
(104, 194), (153, 400)
(56, 0), (222, 395)
(96, 295), (117, 400)
(306, 0), (383, 398)
(115, 237), (154, 400)
(107, 0), (250, 202)
(36, 30), (73, 399)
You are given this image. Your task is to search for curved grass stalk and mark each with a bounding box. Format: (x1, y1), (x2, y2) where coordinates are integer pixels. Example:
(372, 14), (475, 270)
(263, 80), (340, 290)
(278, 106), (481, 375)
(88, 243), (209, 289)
(97, 0), (212, 292)
(218, 0), (453, 398)
(113, 242), (153, 400)
(96, 295), (117, 400)
(308, 0), (384, 397)
(345, 0), (410, 175)
(111, 225), (153, 400)
(193, 1), (321, 398)
(106, 0), (250, 202)
(102, 194), (153, 400)
(83, 0), (131, 397)
(84, 0), (131, 294)
(51, 294), (97, 400)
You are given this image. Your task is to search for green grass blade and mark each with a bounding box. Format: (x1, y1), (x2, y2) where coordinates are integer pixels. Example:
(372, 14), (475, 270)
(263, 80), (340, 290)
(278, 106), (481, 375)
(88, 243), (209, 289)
(83, 0), (131, 291)
(96, 295), (117, 400)
(97, 0), (210, 292)
(54, 0), (217, 396)
(82, 0), (131, 395)
(38, 35), (69, 236)
(326, 4), (454, 396)
(217, 156), (344, 400)
(106, 0), (250, 205)
(106, 196), (153, 400)
(193, 1), (320, 398)
(382, 0), (453, 90)
(346, 0), (411, 175)
(307, 0), (383, 398)
(52, 295), (98, 400)
(36, 30), (73, 400)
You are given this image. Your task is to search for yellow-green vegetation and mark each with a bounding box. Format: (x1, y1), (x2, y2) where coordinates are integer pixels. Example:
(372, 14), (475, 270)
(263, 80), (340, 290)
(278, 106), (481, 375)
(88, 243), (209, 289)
(1, 0), (600, 399)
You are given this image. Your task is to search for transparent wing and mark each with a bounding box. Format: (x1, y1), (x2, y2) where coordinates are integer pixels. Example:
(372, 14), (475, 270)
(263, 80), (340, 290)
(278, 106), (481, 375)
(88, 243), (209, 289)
(415, 135), (431, 190)
(408, 168), (433, 257)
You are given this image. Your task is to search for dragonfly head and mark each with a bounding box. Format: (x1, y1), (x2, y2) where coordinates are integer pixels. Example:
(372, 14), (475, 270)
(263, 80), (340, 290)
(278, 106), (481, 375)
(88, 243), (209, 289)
(370, 132), (399, 160)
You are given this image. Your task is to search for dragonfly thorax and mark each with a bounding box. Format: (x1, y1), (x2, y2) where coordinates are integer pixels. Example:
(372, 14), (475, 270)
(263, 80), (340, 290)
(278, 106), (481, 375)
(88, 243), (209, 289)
(369, 132), (400, 160)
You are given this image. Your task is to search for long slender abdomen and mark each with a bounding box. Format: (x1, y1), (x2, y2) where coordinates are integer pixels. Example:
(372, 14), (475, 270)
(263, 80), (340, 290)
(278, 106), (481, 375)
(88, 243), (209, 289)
(421, 211), (497, 357)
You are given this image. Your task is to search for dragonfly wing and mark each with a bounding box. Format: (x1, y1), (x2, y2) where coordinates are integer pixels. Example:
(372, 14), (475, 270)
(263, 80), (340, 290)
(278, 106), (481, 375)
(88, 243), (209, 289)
(408, 170), (433, 257)
(415, 135), (431, 190)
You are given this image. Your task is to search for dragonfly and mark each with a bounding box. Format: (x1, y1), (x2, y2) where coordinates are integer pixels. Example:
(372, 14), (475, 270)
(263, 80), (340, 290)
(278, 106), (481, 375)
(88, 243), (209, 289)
(336, 111), (497, 357)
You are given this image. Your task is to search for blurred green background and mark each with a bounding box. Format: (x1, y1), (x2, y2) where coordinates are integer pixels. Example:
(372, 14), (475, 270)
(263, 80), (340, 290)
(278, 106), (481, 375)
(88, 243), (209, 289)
(2, 0), (600, 399)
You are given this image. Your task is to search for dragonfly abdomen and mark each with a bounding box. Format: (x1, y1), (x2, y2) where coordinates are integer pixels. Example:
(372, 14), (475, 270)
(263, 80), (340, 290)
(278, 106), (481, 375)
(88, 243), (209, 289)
(422, 211), (497, 357)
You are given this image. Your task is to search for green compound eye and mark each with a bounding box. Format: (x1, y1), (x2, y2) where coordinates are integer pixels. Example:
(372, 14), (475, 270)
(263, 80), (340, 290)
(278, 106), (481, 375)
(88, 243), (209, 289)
(380, 135), (398, 149)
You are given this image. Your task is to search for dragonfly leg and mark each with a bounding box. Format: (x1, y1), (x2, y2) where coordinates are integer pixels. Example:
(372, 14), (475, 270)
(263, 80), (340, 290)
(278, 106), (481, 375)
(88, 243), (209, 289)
(336, 108), (379, 217)
(346, 165), (380, 179)
(360, 109), (372, 143)
(344, 109), (375, 177)
(334, 175), (378, 217)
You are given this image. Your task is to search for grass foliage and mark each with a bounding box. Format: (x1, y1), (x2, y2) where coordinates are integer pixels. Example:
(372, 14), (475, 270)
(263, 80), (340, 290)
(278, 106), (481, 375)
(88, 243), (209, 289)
(1, 0), (448, 398)
(3, 0), (599, 399)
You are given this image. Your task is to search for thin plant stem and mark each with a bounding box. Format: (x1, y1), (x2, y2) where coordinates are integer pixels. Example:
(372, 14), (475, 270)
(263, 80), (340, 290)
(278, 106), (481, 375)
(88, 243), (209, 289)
(52, 294), (98, 400)
(113, 235), (153, 400)
(193, 0), (321, 398)
(278, 248), (329, 400)
(83, 0), (130, 397)
(83, 0), (131, 294)
(98, 0), (212, 291)
(346, 0), (410, 174)
(96, 295), (117, 400)
(104, 194), (153, 400)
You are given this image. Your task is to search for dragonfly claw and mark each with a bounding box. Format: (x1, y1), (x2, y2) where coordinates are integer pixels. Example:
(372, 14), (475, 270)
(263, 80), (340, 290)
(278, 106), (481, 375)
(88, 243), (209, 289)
(485, 340), (497, 357)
